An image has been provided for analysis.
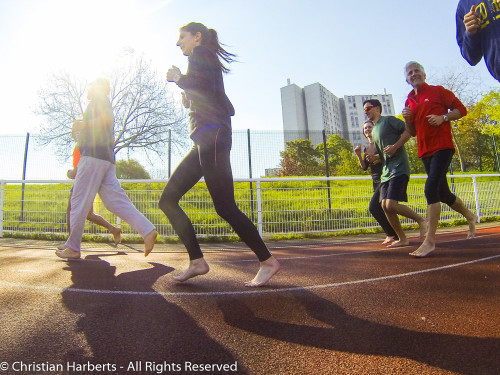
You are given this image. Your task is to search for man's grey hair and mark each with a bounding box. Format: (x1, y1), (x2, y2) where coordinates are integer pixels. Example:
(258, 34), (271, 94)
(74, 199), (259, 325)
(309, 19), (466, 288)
(404, 61), (425, 76)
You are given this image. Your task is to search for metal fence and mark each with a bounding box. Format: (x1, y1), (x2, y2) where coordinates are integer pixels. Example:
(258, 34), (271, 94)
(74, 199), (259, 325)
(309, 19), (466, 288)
(0, 131), (287, 180)
(1, 175), (499, 240)
(2, 130), (499, 181)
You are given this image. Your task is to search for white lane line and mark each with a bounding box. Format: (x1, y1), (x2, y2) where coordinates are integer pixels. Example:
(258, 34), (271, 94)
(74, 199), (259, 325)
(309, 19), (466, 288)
(0, 254), (498, 297)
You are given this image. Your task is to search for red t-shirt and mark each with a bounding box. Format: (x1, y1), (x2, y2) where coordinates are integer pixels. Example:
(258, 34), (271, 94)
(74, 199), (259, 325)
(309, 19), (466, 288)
(73, 147), (81, 169)
(405, 83), (467, 158)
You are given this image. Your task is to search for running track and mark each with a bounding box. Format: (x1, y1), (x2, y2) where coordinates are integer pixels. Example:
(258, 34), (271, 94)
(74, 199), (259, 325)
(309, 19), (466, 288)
(0, 225), (498, 375)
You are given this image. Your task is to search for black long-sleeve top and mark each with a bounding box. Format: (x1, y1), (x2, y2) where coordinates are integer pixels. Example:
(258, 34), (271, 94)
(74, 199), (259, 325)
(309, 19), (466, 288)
(176, 45), (235, 137)
(362, 145), (383, 191)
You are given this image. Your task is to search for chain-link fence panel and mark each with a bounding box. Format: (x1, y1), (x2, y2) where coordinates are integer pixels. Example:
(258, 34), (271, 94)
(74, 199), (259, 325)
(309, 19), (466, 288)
(1, 176), (498, 240)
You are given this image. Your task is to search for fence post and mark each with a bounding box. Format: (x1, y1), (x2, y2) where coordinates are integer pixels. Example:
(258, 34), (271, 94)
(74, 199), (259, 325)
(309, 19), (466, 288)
(322, 130), (332, 213)
(492, 134), (500, 173)
(0, 182), (4, 238)
(247, 129), (255, 221)
(20, 132), (30, 222)
(472, 175), (481, 223)
(256, 180), (263, 237)
(168, 129), (172, 178)
(449, 156), (456, 194)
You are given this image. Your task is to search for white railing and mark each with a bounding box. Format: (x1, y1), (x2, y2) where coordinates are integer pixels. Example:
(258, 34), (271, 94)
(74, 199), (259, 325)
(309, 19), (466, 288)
(0, 175), (499, 239)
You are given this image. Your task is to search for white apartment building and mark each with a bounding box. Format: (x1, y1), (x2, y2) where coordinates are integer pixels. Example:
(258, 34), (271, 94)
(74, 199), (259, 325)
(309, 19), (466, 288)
(280, 80), (309, 143)
(302, 83), (344, 145)
(281, 79), (395, 147)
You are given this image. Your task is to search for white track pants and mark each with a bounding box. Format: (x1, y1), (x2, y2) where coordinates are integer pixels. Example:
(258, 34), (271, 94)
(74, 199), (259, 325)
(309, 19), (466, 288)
(65, 156), (155, 251)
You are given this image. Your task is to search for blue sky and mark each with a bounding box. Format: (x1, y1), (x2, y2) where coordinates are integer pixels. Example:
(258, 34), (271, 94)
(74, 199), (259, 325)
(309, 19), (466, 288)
(1, 0), (499, 181)
(1, 0), (499, 137)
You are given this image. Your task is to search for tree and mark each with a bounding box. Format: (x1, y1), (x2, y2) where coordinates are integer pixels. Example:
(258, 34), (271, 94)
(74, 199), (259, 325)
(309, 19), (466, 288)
(279, 139), (321, 176)
(453, 118), (495, 172)
(35, 51), (188, 161)
(317, 134), (355, 175)
(404, 137), (426, 174)
(426, 64), (488, 169)
(451, 91), (500, 172)
(474, 89), (500, 136)
(335, 149), (362, 176)
(427, 64), (484, 107)
(116, 159), (151, 179)
(279, 135), (365, 176)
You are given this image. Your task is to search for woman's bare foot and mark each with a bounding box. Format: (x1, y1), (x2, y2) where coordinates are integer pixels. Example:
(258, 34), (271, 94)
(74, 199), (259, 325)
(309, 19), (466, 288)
(387, 239), (410, 248)
(245, 256), (281, 287)
(112, 227), (121, 247)
(55, 247), (81, 259)
(144, 229), (157, 257)
(173, 258), (210, 282)
(410, 239), (435, 258)
(467, 214), (478, 239)
(382, 236), (396, 245)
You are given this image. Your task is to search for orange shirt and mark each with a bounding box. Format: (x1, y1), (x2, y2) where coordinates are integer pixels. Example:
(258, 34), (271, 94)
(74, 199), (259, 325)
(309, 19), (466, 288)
(73, 147), (81, 169)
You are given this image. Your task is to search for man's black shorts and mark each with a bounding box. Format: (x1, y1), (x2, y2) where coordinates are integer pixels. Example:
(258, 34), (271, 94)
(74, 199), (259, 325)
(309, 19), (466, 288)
(380, 174), (409, 202)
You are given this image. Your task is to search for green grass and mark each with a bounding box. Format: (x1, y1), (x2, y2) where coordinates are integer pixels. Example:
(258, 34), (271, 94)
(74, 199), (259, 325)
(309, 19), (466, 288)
(1, 175), (499, 243)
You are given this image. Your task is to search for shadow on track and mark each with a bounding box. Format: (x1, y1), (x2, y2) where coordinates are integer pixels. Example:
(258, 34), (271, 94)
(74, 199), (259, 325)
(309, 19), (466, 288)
(60, 253), (247, 373)
(217, 289), (499, 375)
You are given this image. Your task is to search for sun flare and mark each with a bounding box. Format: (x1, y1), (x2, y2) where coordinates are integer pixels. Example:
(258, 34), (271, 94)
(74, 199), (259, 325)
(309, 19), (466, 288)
(23, 0), (147, 81)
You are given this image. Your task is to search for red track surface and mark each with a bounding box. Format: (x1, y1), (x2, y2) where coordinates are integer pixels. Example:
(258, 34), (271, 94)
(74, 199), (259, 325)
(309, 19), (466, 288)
(0, 225), (498, 374)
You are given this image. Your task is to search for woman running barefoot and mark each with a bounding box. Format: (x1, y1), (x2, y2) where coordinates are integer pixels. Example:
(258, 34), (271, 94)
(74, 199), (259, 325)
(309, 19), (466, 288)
(354, 120), (398, 246)
(160, 22), (280, 287)
(57, 146), (121, 251)
(56, 78), (157, 260)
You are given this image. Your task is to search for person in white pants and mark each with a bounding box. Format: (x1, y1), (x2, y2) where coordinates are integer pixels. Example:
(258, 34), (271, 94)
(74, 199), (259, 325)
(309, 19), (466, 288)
(56, 78), (157, 259)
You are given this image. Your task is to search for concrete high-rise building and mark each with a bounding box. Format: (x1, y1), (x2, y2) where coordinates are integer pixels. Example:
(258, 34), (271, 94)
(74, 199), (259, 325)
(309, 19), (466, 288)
(281, 80), (395, 147)
(280, 80), (308, 143)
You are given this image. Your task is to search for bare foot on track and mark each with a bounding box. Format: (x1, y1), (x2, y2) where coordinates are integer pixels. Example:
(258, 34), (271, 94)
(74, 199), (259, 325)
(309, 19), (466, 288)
(144, 229), (157, 257)
(245, 256), (281, 287)
(173, 258), (210, 282)
(388, 239), (410, 248)
(467, 215), (478, 239)
(112, 227), (121, 247)
(382, 236), (397, 246)
(409, 239), (435, 258)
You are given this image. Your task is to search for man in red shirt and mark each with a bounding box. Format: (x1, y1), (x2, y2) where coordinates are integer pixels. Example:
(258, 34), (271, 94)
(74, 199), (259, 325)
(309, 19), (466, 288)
(402, 61), (477, 258)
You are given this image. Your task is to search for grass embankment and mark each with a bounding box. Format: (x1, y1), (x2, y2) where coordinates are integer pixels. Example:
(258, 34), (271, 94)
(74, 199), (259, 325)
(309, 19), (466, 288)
(1, 175), (499, 243)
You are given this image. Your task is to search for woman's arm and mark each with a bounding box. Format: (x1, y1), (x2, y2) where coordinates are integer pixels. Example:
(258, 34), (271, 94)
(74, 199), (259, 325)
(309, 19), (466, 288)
(171, 46), (218, 94)
(354, 145), (369, 170)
